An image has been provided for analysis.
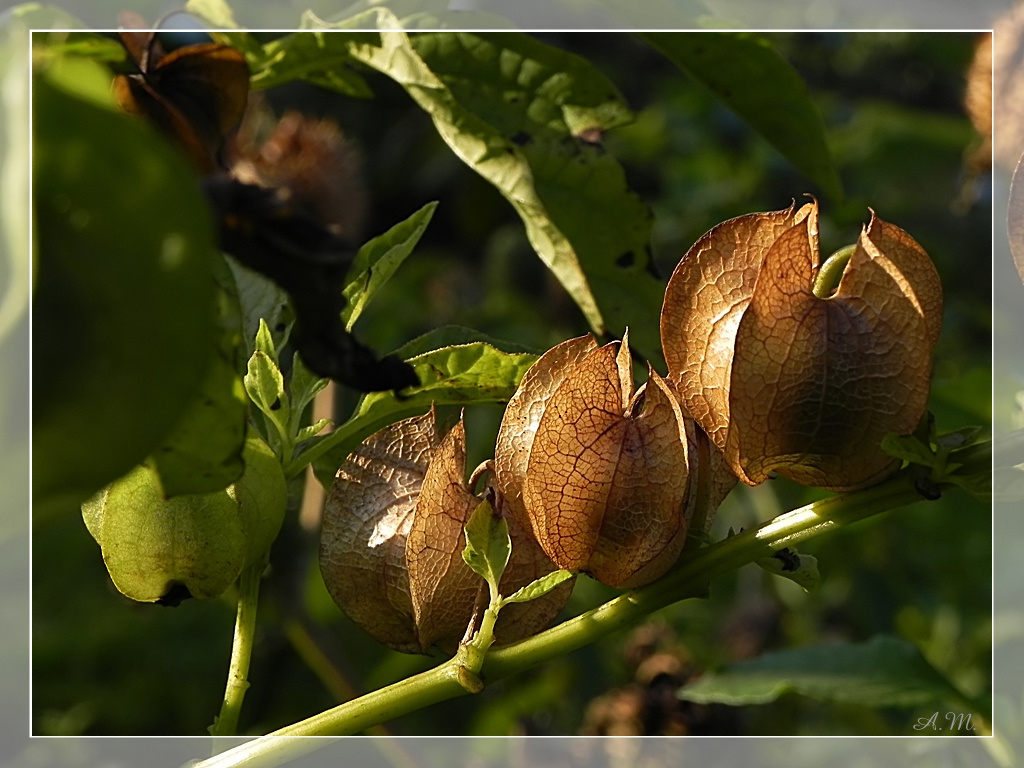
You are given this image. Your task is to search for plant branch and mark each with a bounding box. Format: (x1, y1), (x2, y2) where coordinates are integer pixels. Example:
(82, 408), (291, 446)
(188, 463), (954, 767)
(209, 564), (264, 737)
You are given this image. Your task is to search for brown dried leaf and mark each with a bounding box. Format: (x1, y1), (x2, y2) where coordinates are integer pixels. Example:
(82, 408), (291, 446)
(494, 334), (599, 541)
(585, 371), (690, 588)
(662, 200), (943, 491)
(319, 408), (439, 653)
(322, 407), (575, 655)
(524, 340), (633, 573)
(407, 416), (485, 653)
(660, 202), (814, 453)
(513, 335), (692, 588)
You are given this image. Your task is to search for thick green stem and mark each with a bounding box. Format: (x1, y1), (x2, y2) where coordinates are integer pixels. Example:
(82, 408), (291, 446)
(209, 564), (263, 737)
(190, 465), (939, 768)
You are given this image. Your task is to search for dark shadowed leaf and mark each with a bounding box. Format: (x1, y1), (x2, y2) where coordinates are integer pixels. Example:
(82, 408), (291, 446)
(678, 635), (966, 709)
(641, 32), (842, 201)
(33, 64), (218, 516)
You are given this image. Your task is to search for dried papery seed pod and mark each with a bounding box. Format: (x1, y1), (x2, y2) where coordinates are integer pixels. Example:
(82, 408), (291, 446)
(320, 408), (572, 655)
(496, 333), (706, 589)
(660, 200), (943, 491)
(319, 410), (435, 653)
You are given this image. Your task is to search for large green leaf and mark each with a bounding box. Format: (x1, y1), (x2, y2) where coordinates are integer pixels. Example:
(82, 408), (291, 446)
(310, 340), (536, 486)
(403, 31), (664, 361)
(242, 29), (375, 96)
(145, 255), (249, 498)
(641, 32), (842, 201)
(33, 59), (219, 516)
(145, 353), (247, 498)
(677, 635), (968, 710)
(245, 25), (666, 363)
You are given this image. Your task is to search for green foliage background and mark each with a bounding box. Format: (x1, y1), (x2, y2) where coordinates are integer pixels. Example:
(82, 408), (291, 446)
(31, 30), (991, 738)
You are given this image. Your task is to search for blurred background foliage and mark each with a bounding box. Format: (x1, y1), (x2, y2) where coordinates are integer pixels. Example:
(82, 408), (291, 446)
(32, 31), (991, 738)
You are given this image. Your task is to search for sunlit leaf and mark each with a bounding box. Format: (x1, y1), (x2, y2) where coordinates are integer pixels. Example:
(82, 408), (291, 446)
(311, 341), (536, 487)
(461, 499), (511, 592)
(502, 569), (575, 605)
(244, 348), (287, 430)
(394, 325), (540, 359)
(342, 201), (438, 331)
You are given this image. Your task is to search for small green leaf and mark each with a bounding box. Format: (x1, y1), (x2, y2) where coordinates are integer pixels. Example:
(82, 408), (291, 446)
(244, 349), (288, 424)
(296, 418), (332, 443)
(342, 201), (438, 331)
(502, 570), (575, 605)
(224, 256), (291, 359)
(881, 433), (938, 469)
(311, 342), (536, 485)
(461, 500), (511, 593)
(288, 352), (329, 435)
(641, 32), (842, 201)
(755, 549), (820, 593)
(245, 29), (375, 96)
(678, 635), (966, 710)
(253, 318), (279, 363)
(936, 426), (984, 452)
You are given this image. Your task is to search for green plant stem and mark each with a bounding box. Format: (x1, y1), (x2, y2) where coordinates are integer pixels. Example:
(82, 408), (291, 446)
(209, 564), (263, 737)
(190, 464), (941, 768)
(813, 244), (856, 297)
